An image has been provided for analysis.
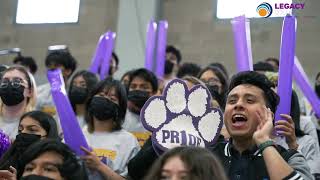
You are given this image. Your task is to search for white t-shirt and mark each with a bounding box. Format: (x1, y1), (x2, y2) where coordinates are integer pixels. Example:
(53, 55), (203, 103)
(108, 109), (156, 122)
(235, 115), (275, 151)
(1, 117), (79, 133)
(0, 116), (20, 140)
(36, 83), (56, 116)
(36, 83), (67, 136)
(77, 115), (86, 129)
(83, 127), (140, 178)
(122, 110), (151, 146)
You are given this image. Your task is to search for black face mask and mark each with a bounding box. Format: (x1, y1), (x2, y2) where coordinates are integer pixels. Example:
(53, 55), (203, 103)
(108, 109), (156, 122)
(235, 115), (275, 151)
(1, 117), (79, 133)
(205, 84), (222, 106)
(69, 86), (88, 105)
(315, 84), (320, 98)
(164, 60), (174, 75)
(108, 67), (114, 76)
(128, 90), (150, 109)
(15, 133), (41, 153)
(20, 175), (54, 180)
(206, 84), (220, 96)
(88, 96), (120, 121)
(0, 83), (25, 106)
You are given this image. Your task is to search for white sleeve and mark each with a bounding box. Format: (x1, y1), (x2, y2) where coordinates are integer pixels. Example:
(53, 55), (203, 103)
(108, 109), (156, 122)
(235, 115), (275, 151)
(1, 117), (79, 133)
(118, 134), (141, 177)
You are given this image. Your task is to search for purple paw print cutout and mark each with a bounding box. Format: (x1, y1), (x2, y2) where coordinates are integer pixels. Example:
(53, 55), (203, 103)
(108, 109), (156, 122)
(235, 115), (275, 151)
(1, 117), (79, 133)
(141, 79), (223, 154)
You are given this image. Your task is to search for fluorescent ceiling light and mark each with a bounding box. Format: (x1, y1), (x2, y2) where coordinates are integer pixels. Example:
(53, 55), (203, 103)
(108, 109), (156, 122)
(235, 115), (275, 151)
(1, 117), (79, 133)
(16, 0), (80, 24)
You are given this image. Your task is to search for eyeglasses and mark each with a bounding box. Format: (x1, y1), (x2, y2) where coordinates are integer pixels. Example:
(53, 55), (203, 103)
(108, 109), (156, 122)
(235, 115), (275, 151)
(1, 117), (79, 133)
(203, 78), (221, 86)
(0, 77), (26, 88)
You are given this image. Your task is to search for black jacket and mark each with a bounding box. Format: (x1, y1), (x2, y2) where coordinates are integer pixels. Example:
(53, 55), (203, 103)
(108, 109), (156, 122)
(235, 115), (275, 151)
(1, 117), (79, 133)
(128, 135), (226, 180)
(210, 141), (310, 180)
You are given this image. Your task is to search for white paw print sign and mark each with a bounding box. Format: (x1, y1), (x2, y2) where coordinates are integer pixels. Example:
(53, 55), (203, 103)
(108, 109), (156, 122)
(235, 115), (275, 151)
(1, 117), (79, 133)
(141, 79), (223, 154)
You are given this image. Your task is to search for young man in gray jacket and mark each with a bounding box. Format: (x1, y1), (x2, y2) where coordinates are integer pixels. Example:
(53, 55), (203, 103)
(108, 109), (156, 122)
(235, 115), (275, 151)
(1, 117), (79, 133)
(211, 71), (313, 180)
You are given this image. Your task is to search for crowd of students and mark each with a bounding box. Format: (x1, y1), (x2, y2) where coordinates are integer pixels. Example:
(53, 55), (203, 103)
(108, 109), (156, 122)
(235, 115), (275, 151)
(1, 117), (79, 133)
(0, 45), (319, 180)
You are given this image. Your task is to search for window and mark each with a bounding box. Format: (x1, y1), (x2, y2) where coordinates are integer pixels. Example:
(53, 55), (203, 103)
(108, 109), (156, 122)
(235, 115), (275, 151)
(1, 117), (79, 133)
(217, 0), (292, 19)
(16, 0), (80, 24)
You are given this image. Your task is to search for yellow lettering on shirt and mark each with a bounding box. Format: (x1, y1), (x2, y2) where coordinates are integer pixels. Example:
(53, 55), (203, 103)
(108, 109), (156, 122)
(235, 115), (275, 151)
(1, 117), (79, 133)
(131, 132), (151, 146)
(93, 149), (117, 161)
(41, 106), (56, 116)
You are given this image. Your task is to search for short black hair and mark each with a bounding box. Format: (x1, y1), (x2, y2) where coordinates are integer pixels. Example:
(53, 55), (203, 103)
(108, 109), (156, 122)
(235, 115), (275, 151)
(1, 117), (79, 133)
(177, 63), (201, 78)
(265, 57), (279, 67)
(129, 68), (158, 93)
(227, 71), (279, 114)
(166, 45), (182, 64)
(112, 52), (119, 66)
(209, 62), (229, 79)
(253, 61), (276, 72)
(17, 139), (87, 180)
(86, 78), (127, 132)
(45, 51), (77, 75)
(13, 56), (38, 74)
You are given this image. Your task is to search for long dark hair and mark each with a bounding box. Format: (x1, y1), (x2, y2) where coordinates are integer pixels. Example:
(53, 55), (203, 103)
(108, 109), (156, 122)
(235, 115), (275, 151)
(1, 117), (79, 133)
(68, 70), (98, 112)
(198, 65), (228, 95)
(0, 111), (60, 170)
(291, 90), (306, 137)
(144, 146), (228, 180)
(19, 111), (59, 138)
(85, 78), (127, 132)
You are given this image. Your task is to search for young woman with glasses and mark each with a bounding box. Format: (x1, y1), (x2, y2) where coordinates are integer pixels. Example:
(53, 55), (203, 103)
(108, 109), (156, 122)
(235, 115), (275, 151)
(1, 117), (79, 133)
(0, 66), (37, 140)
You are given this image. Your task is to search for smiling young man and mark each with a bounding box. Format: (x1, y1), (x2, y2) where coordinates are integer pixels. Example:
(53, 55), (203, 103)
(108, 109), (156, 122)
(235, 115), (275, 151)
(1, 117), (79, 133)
(127, 71), (313, 180)
(211, 71), (313, 180)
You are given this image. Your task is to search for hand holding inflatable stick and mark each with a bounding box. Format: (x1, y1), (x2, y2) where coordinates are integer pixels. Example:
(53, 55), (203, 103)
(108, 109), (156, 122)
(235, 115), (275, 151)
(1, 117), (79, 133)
(48, 69), (90, 156)
(275, 15), (297, 125)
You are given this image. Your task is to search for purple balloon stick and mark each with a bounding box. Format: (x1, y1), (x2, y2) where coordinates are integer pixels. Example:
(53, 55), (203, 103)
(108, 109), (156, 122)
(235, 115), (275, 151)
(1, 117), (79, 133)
(293, 56), (320, 118)
(275, 15), (297, 123)
(155, 20), (168, 78)
(231, 15), (253, 72)
(145, 21), (157, 71)
(89, 33), (108, 73)
(0, 130), (10, 158)
(100, 31), (116, 80)
(47, 69), (90, 156)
